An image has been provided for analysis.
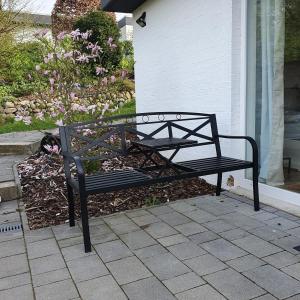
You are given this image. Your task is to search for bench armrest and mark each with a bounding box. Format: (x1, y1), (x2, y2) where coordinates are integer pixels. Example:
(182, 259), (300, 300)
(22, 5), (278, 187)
(217, 135), (258, 165)
(62, 152), (86, 185)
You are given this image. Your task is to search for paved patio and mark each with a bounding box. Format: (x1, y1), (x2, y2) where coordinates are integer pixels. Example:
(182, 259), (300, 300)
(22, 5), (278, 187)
(1, 193), (300, 300)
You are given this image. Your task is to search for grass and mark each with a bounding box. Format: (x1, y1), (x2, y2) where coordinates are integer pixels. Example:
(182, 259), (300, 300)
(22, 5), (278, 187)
(0, 100), (136, 135)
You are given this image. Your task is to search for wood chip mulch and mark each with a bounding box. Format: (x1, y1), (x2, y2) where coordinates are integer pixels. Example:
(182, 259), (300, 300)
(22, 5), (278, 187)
(18, 153), (216, 230)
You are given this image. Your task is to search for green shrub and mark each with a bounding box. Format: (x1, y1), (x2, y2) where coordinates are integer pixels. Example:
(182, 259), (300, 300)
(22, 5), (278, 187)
(74, 11), (122, 70)
(120, 40), (134, 77)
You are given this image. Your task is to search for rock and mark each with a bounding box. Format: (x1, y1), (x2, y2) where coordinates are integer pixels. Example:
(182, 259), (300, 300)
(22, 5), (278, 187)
(20, 100), (30, 106)
(5, 102), (15, 108)
(4, 108), (17, 114)
(126, 92), (132, 99)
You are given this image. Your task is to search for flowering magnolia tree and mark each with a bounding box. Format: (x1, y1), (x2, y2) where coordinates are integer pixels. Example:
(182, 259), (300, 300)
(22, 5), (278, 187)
(16, 28), (128, 126)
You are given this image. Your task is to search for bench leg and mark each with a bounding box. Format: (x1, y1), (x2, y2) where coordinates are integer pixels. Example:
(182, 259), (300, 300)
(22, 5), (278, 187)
(216, 172), (222, 196)
(253, 166), (260, 211)
(66, 183), (75, 227)
(80, 193), (92, 253)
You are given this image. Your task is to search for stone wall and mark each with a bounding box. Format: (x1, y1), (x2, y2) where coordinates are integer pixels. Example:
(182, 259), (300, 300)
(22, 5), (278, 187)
(0, 90), (134, 121)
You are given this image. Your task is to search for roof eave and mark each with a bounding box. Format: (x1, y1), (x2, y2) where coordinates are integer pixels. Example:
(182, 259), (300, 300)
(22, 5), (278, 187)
(101, 0), (146, 13)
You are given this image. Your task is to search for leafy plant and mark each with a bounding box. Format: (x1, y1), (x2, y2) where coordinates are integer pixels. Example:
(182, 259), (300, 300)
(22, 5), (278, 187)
(144, 196), (161, 207)
(74, 11), (122, 70)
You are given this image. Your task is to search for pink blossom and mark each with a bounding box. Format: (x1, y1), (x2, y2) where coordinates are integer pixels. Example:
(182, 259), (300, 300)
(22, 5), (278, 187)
(96, 67), (106, 76)
(43, 70), (49, 76)
(44, 57), (49, 64)
(81, 30), (91, 40)
(121, 70), (127, 80)
(101, 77), (108, 86)
(73, 83), (81, 90)
(70, 29), (81, 40)
(36, 112), (44, 120)
(35, 65), (41, 71)
(57, 31), (66, 40)
(28, 74), (32, 80)
(102, 103), (110, 115)
(23, 116), (32, 125)
(49, 78), (55, 85)
(55, 120), (64, 126)
(108, 37), (113, 46)
(76, 55), (89, 63)
(64, 51), (73, 59)
(44, 144), (61, 155)
(36, 29), (48, 38)
(110, 75), (116, 83)
(70, 92), (76, 100)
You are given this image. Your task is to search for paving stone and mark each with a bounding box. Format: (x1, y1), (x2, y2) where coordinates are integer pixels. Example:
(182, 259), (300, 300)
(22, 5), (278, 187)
(87, 217), (105, 226)
(77, 275), (127, 300)
(32, 268), (70, 287)
(282, 263), (300, 281)
(175, 221), (207, 236)
(34, 279), (79, 300)
(248, 225), (289, 241)
(142, 253), (190, 280)
(232, 235), (282, 258)
(163, 272), (205, 294)
(106, 256), (152, 285)
(30, 254), (66, 276)
(57, 236), (83, 248)
(134, 244), (168, 259)
(203, 220), (236, 233)
(24, 227), (54, 244)
(263, 206), (278, 213)
(204, 268), (265, 300)
(221, 212), (265, 230)
(126, 209), (151, 218)
(52, 224), (82, 240)
(158, 212), (191, 226)
(61, 243), (95, 261)
(109, 220), (140, 235)
(88, 224), (112, 236)
(0, 229), (23, 244)
(253, 295), (277, 300)
(132, 214), (160, 227)
(123, 276), (175, 300)
(263, 251), (300, 268)
(120, 230), (157, 250)
(95, 239), (132, 263)
(27, 238), (60, 260)
(148, 205), (175, 216)
(176, 284), (226, 300)
(285, 295), (300, 300)
(104, 214), (131, 226)
(67, 254), (109, 283)
(0, 238), (25, 258)
(189, 231), (219, 244)
(287, 227), (300, 238)
(167, 242), (206, 260)
(197, 203), (235, 217)
(183, 209), (218, 224)
(0, 284), (34, 300)
(144, 222), (178, 239)
(0, 211), (20, 224)
(250, 211), (278, 221)
(275, 211), (300, 221)
(169, 201), (195, 213)
(243, 265), (300, 299)
(219, 228), (250, 241)
(158, 234), (189, 247)
(0, 254), (29, 279)
(184, 254), (227, 276)
(91, 232), (118, 245)
(226, 254), (265, 272)
(0, 273), (31, 291)
(272, 236), (300, 254)
(201, 238), (247, 261)
(265, 217), (300, 231)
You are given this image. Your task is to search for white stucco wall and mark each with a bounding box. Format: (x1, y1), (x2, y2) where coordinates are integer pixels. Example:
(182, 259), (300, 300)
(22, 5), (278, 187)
(133, 0), (244, 179)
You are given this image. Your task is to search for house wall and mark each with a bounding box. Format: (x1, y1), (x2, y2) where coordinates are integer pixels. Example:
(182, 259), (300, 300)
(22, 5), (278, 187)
(133, 0), (245, 184)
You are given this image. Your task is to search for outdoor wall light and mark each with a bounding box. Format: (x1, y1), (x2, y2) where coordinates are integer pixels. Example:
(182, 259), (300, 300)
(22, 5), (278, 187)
(136, 12), (146, 27)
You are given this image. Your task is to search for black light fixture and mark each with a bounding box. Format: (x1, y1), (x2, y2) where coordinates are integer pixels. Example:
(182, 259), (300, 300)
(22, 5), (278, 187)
(136, 12), (146, 27)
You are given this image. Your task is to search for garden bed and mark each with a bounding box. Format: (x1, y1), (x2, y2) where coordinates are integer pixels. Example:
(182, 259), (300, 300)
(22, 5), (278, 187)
(18, 151), (216, 229)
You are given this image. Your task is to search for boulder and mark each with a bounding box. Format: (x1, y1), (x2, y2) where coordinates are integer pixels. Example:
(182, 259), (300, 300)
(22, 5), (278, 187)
(5, 102), (15, 108)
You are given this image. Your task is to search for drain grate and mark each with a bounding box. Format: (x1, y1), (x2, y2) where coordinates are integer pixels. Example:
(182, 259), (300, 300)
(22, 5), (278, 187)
(293, 245), (300, 252)
(0, 223), (23, 233)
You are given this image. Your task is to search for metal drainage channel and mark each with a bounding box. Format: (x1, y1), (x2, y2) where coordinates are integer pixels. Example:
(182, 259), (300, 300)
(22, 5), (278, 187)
(0, 223), (23, 233)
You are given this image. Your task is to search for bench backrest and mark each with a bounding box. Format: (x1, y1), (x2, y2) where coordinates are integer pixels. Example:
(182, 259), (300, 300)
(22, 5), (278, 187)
(59, 112), (221, 176)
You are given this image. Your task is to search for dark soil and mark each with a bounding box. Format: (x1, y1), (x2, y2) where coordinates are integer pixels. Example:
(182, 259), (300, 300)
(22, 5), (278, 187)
(18, 152), (216, 229)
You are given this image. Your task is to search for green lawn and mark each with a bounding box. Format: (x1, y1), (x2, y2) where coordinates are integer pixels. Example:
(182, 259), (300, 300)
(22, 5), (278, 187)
(0, 100), (136, 135)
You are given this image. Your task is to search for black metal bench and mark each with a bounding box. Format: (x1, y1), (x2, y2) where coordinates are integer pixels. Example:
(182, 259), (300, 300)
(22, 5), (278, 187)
(59, 112), (260, 252)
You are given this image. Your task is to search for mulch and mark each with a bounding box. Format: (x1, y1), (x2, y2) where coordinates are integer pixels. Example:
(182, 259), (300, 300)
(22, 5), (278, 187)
(18, 152), (216, 230)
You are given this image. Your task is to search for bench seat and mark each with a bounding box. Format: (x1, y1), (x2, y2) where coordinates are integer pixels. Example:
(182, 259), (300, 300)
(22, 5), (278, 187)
(178, 156), (253, 174)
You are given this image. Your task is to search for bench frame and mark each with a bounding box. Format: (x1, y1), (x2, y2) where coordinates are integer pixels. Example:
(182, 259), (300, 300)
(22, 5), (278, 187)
(60, 112), (260, 252)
